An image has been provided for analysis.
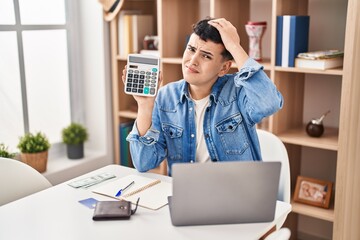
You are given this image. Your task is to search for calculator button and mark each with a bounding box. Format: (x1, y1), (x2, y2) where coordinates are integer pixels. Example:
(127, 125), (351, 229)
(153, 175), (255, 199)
(138, 89), (143, 93)
(132, 88), (137, 93)
(134, 74), (139, 78)
(127, 83), (132, 87)
(144, 88), (150, 94)
(140, 75), (145, 79)
(150, 88), (156, 95)
(126, 88), (132, 92)
(133, 84), (138, 88)
(139, 79), (144, 84)
(127, 78), (133, 82)
(152, 68), (158, 72)
(133, 79), (138, 83)
(128, 70), (133, 73)
(139, 84), (144, 89)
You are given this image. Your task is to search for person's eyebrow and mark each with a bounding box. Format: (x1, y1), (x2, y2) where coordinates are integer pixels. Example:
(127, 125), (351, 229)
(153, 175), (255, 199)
(188, 44), (214, 57)
(200, 49), (214, 57)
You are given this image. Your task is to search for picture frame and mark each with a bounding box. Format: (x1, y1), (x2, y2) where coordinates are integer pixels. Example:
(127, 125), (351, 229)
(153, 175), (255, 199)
(293, 176), (333, 209)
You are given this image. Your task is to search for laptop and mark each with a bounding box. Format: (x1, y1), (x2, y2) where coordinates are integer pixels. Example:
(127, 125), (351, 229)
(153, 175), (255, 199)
(168, 161), (281, 226)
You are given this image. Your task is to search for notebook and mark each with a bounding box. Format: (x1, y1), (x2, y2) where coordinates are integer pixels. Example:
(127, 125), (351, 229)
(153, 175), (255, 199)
(92, 175), (172, 210)
(168, 161), (281, 226)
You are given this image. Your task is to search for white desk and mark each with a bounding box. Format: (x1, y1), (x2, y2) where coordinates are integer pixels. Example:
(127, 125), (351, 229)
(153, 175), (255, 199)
(0, 165), (291, 240)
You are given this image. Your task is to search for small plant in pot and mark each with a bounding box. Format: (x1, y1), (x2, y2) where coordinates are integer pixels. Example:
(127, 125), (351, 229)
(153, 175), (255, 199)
(0, 143), (16, 159)
(62, 123), (88, 159)
(17, 132), (51, 173)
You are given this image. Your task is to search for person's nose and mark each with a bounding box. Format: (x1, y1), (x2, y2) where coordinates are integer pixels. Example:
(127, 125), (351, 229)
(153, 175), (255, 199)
(189, 52), (199, 66)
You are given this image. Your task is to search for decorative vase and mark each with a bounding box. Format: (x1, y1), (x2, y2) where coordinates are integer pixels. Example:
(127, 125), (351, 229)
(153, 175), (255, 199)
(245, 21), (267, 61)
(67, 143), (84, 160)
(21, 151), (48, 173)
(306, 110), (330, 137)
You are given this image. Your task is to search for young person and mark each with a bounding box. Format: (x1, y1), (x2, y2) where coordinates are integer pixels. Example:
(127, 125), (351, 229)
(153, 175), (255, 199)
(124, 18), (283, 175)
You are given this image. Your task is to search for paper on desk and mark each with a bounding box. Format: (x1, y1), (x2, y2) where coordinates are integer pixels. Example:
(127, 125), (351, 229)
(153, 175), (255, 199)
(92, 175), (172, 210)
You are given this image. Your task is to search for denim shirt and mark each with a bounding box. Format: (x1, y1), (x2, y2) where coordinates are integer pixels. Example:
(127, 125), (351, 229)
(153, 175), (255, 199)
(127, 58), (283, 175)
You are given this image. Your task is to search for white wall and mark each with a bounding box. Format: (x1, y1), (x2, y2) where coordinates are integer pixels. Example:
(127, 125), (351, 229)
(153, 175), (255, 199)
(44, 1), (114, 184)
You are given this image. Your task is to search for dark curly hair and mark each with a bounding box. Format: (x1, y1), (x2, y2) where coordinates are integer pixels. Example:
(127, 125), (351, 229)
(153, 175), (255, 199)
(192, 17), (234, 61)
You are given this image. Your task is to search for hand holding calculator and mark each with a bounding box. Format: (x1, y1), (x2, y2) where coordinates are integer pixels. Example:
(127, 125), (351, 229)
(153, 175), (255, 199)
(124, 54), (160, 97)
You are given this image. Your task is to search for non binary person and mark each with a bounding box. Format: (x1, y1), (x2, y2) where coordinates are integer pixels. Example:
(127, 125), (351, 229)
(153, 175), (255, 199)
(124, 17), (283, 175)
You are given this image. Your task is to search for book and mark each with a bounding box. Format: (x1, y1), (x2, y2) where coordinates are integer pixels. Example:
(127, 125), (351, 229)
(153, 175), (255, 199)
(92, 174), (172, 210)
(275, 16), (283, 66)
(118, 10), (141, 58)
(295, 57), (343, 70)
(297, 50), (344, 60)
(119, 121), (134, 167)
(276, 15), (310, 67)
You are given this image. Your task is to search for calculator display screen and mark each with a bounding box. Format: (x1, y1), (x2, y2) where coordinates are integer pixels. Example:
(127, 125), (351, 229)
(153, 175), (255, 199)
(129, 56), (158, 65)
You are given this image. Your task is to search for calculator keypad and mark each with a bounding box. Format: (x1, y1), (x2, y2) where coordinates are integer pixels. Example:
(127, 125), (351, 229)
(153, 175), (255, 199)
(125, 68), (158, 96)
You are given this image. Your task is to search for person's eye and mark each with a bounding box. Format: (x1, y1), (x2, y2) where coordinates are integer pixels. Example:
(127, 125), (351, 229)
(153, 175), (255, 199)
(187, 46), (195, 52)
(202, 54), (212, 60)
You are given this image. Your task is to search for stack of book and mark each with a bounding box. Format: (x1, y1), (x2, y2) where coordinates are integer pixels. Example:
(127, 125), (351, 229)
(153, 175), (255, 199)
(295, 50), (344, 70)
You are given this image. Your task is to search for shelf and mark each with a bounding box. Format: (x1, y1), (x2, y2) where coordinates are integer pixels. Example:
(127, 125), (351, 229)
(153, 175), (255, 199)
(274, 66), (343, 76)
(118, 110), (137, 119)
(108, 0), (355, 237)
(117, 55), (127, 61)
(291, 200), (334, 222)
(278, 126), (338, 151)
(160, 58), (272, 71)
(162, 57), (182, 64)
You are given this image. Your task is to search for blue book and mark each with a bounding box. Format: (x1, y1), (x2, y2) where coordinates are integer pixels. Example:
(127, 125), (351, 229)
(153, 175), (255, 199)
(119, 121), (134, 167)
(276, 15), (309, 67)
(275, 16), (283, 66)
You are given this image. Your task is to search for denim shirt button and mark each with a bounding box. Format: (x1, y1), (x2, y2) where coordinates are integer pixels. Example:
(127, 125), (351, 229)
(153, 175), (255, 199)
(189, 107), (193, 111)
(146, 137), (151, 140)
(190, 160), (194, 163)
(191, 134), (195, 138)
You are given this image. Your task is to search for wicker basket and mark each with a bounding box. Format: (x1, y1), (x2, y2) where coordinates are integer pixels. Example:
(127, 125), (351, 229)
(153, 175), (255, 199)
(21, 151), (48, 173)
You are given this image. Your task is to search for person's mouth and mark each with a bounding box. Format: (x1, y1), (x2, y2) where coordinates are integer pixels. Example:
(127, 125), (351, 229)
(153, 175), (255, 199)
(186, 65), (199, 73)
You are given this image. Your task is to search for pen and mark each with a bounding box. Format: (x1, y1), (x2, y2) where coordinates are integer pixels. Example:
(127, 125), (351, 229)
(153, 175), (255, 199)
(115, 181), (135, 197)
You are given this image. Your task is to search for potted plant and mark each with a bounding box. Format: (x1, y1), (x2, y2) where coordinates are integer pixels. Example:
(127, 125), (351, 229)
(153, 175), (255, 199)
(62, 122), (88, 159)
(0, 143), (16, 159)
(17, 132), (51, 173)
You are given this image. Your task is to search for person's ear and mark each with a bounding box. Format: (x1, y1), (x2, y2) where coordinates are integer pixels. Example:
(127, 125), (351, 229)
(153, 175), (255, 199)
(218, 60), (232, 77)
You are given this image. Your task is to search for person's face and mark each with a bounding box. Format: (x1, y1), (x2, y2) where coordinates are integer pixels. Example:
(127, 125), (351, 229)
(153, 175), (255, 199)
(182, 33), (231, 90)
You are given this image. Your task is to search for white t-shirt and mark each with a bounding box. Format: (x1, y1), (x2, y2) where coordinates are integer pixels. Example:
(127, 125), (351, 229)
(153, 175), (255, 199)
(192, 95), (211, 163)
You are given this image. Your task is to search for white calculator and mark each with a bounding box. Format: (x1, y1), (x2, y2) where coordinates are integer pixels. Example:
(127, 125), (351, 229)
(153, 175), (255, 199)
(124, 54), (160, 97)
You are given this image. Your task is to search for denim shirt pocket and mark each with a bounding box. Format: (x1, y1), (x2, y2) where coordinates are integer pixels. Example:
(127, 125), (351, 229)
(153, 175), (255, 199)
(162, 123), (183, 160)
(215, 113), (249, 155)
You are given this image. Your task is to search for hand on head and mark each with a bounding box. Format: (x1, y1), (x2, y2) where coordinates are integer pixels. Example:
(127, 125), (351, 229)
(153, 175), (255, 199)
(207, 18), (241, 56)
